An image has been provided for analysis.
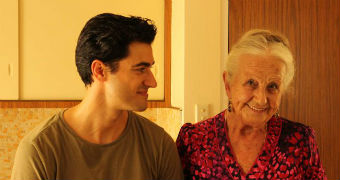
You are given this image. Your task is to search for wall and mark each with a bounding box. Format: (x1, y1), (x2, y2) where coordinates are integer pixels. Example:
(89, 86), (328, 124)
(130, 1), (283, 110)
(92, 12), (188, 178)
(171, 0), (227, 123)
(171, 0), (185, 110)
(220, 0), (228, 110)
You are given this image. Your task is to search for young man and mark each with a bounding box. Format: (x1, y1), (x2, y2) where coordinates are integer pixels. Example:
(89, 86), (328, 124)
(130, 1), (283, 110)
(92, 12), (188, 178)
(11, 13), (183, 180)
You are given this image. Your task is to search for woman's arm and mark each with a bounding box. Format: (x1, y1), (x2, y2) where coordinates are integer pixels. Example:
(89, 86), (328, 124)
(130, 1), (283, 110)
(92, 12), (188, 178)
(176, 123), (193, 180)
(304, 127), (327, 180)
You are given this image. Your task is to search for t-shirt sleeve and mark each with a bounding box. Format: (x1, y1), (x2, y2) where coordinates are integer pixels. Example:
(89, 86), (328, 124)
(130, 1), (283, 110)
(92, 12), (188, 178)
(157, 131), (184, 180)
(304, 127), (327, 179)
(11, 139), (48, 180)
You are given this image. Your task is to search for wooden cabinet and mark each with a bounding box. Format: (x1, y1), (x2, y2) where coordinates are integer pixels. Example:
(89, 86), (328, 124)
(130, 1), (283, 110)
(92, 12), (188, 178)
(0, 0), (18, 100)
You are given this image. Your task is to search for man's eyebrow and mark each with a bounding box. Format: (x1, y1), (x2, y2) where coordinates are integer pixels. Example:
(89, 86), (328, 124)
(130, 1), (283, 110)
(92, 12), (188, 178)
(132, 61), (155, 68)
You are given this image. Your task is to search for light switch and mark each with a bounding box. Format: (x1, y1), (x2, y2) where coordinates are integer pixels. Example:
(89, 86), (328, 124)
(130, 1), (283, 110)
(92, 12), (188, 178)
(195, 104), (210, 122)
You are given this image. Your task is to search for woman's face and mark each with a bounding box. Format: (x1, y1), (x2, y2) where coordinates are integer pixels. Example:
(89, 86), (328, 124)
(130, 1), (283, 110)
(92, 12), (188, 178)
(224, 54), (286, 127)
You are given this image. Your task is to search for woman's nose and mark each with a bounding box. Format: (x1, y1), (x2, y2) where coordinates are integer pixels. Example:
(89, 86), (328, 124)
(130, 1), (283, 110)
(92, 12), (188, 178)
(254, 88), (267, 106)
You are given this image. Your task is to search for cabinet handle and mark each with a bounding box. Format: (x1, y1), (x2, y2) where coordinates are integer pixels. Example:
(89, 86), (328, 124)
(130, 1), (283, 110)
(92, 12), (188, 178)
(8, 63), (13, 77)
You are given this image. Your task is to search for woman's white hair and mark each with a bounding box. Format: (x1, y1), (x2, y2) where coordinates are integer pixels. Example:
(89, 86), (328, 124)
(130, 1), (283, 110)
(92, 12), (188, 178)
(225, 29), (295, 91)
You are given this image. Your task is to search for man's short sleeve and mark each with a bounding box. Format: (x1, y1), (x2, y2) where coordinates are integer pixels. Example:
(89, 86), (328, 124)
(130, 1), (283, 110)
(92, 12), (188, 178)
(157, 131), (184, 180)
(11, 139), (48, 180)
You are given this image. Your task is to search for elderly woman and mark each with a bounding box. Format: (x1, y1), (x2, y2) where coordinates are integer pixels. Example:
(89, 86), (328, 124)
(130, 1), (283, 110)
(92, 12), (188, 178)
(176, 29), (326, 179)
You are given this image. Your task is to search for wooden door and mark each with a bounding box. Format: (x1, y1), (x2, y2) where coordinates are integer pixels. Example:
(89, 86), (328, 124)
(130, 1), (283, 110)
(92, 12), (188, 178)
(229, 0), (340, 179)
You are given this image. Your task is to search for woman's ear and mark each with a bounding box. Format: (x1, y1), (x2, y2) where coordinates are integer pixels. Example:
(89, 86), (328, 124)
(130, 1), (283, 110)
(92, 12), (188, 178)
(223, 71), (232, 98)
(91, 60), (106, 82)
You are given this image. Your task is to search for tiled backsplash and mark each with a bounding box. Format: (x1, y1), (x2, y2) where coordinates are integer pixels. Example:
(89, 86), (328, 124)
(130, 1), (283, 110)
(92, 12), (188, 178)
(0, 108), (182, 180)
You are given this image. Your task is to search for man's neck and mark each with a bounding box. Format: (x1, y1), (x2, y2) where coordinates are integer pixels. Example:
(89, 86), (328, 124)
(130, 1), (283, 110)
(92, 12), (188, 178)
(64, 90), (129, 144)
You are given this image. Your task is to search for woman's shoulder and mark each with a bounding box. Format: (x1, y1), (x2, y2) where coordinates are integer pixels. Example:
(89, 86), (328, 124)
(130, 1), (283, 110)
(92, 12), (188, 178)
(178, 111), (225, 136)
(280, 118), (314, 134)
(176, 111), (225, 152)
(278, 117), (316, 144)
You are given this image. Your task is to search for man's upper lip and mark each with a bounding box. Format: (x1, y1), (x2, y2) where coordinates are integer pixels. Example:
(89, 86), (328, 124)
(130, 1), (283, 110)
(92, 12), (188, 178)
(137, 90), (148, 94)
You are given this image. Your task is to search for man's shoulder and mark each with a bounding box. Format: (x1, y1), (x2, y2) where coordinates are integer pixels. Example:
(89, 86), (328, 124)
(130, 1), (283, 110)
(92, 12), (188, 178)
(12, 112), (65, 180)
(20, 111), (64, 147)
(130, 111), (165, 133)
(129, 111), (172, 143)
(129, 112), (183, 180)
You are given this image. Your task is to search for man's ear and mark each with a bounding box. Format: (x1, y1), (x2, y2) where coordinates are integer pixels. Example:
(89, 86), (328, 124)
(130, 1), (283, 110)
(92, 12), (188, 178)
(91, 60), (106, 82)
(223, 71), (232, 98)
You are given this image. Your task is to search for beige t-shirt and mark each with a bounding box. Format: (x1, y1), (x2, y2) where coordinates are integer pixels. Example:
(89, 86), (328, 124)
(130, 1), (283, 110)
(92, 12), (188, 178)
(11, 110), (184, 180)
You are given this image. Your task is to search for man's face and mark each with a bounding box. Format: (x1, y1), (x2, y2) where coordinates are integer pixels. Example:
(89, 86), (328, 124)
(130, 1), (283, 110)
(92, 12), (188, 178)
(104, 42), (157, 111)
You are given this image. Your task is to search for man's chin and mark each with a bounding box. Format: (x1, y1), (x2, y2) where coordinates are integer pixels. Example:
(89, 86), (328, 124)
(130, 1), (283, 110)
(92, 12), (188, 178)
(131, 103), (147, 112)
(133, 107), (147, 112)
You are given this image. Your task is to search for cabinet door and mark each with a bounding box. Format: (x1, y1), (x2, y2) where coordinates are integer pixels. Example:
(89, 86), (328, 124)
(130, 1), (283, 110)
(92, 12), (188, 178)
(229, 0), (340, 178)
(0, 0), (19, 100)
(19, 0), (165, 100)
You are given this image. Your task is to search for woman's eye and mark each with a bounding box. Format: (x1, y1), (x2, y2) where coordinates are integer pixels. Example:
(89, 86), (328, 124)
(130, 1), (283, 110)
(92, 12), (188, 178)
(247, 79), (256, 86)
(268, 83), (278, 89)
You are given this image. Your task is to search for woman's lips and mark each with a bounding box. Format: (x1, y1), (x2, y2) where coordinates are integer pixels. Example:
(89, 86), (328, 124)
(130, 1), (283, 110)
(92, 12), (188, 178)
(247, 104), (267, 112)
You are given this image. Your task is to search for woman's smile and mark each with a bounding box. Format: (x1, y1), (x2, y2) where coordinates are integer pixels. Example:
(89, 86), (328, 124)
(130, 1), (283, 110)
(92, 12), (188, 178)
(246, 104), (267, 112)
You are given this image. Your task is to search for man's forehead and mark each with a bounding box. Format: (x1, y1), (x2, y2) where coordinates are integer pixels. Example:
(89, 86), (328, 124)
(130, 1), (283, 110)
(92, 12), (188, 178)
(124, 42), (155, 65)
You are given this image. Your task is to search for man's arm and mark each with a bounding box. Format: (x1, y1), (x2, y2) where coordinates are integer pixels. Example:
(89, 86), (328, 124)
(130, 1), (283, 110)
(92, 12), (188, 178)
(157, 132), (184, 180)
(11, 139), (48, 180)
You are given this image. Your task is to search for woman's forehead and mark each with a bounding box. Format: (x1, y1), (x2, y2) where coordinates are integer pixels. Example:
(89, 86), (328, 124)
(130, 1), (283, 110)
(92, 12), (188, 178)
(239, 54), (283, 66)
(236, 54), (285, 79)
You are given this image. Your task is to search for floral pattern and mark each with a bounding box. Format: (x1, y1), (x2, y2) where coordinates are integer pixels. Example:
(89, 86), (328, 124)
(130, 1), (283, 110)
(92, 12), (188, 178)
(176, 110), (326, 180)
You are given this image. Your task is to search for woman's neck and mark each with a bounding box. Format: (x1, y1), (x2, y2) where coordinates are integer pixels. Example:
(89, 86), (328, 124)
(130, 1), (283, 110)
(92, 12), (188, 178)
(225, 110), (267, 140)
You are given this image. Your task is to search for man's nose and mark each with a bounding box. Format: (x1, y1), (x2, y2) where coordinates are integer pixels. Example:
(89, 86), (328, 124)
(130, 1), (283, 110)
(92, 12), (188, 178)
(144, 69), (157, 88)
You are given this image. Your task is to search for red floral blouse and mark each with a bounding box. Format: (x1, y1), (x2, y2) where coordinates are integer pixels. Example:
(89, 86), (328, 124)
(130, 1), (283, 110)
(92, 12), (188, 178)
(176, 111), (326, 180)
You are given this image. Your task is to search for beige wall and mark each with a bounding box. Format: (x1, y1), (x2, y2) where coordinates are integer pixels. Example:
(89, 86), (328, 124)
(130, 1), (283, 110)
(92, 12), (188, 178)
(171, 0), (228, 123)
(221, 0), (229, 110)
(171, 0), (185, 110)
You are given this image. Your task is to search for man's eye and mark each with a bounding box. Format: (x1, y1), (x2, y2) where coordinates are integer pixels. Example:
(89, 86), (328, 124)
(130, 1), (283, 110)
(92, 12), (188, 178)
(136, 68), (146, 72)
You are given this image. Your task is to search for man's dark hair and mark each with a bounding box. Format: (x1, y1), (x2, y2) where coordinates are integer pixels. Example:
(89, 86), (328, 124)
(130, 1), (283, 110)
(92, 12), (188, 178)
(75, 13), (157, 85)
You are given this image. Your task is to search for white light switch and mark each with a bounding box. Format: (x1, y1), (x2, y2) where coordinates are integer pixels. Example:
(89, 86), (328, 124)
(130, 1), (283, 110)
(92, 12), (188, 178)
(195, 104), (210, 122)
